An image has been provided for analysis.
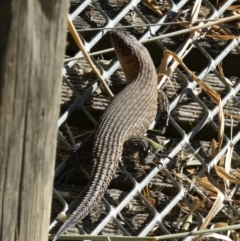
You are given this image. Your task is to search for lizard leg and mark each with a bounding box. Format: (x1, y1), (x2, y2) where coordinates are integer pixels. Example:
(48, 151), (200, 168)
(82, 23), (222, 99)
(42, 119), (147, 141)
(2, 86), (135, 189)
(68, 137), (153, 166)
(123, 137), (154, 165)
(56, 135), (164, 186)
(123, 137), (172, 165)
(54, 137), (94, 186)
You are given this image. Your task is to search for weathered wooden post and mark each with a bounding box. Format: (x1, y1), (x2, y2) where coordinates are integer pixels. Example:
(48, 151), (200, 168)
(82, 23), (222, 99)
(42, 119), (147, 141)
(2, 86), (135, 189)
(0, 1), (69, 240)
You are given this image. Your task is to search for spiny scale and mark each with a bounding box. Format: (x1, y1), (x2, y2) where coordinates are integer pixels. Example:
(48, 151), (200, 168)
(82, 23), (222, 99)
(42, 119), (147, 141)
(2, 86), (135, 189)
(52, 31), (159, 241)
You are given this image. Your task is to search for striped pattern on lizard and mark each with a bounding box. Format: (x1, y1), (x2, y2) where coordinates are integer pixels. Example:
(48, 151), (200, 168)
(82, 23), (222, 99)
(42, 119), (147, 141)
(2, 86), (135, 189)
(52, 30), (168, 241)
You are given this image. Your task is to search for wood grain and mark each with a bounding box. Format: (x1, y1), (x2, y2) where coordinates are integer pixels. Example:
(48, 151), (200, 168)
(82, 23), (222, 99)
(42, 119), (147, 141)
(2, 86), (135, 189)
(0, 1), (69, 241)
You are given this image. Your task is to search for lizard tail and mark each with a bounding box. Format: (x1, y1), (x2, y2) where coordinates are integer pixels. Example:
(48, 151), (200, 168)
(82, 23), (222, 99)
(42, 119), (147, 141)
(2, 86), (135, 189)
(52, 145), (122, 241)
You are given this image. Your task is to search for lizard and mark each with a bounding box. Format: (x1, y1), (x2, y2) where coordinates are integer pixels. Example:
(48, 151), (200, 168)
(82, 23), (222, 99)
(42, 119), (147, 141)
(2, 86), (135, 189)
(52, 30), (168, 241)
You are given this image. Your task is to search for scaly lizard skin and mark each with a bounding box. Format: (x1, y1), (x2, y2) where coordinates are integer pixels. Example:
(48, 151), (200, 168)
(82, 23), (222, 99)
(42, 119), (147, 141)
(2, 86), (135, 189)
(53, 31), (162, 240)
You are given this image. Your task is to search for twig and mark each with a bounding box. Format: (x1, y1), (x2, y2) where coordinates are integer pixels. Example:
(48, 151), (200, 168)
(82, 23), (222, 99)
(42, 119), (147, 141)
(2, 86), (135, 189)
(67, 15), (114, 97)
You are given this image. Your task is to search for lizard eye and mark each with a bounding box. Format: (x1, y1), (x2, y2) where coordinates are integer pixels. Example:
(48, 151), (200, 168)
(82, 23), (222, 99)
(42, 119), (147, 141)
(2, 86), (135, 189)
(117, 39), (125, 48)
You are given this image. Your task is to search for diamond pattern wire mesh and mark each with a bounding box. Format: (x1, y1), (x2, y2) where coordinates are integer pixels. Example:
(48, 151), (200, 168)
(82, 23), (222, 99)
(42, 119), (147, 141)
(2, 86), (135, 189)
(50, 0), (240, 239)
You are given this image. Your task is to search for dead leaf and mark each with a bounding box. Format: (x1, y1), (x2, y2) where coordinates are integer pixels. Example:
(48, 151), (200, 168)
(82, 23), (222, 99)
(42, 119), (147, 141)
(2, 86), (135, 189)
(204, 33), (239, 40)
(218, 62), (225, 77)
(162, 50), (225, 153)
(142, 0), (163, 16)
(186, 167), (197, 175)
(215, 165), (240, 185)
(194, 176), (224, 241)
(214, 165), (240, 184)
(234, 169), (240, 179)
(212, 222), (228, 228)
(211, 139), (218, 158)
(217, 62), (233, 86)
(224, 143), (234, 188)
(224, 112), (240, 120)
(196, 26), (239, 40)
(228, 5), (240, 11)
(195, 176), (218, 193)
(141, 185), (156, 208)
(218, 98), (225, 153)
(231, 230), (240, 241)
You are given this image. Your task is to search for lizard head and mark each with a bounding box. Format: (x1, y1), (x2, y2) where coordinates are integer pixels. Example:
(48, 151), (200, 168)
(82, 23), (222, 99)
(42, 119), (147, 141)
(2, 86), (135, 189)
(110, 31), (140, 63)
(110, 31), (142, 83)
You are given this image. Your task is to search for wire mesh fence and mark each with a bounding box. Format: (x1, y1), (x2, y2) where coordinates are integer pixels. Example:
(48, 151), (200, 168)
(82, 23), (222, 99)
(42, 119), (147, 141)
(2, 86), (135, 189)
(50, 0), (240, 240)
